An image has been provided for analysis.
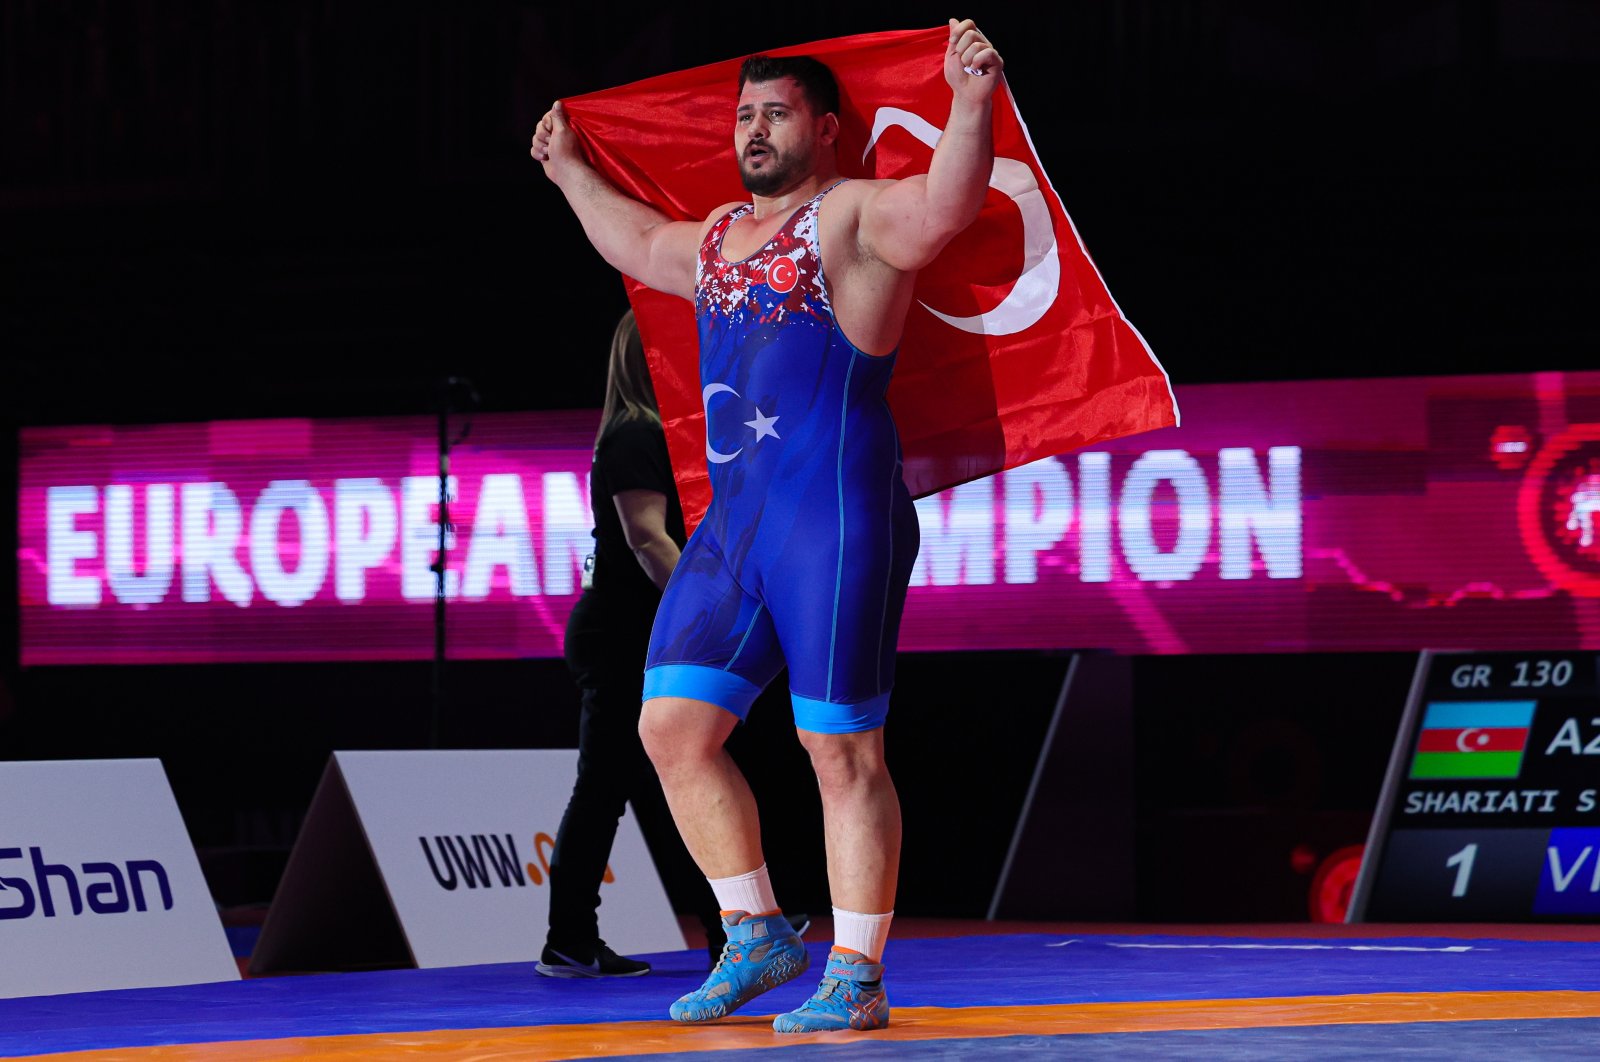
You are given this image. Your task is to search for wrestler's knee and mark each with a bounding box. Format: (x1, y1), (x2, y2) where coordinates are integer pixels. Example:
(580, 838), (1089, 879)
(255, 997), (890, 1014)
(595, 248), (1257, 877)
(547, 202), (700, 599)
(636, 698), (678, 768)
(639, 696), (733, 771)
(798, 728), (889, 794)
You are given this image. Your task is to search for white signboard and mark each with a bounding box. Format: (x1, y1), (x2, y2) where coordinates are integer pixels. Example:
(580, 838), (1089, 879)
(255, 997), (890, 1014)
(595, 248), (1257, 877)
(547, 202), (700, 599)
(0, 759), (238, 998)
(254, 749), (683, 972)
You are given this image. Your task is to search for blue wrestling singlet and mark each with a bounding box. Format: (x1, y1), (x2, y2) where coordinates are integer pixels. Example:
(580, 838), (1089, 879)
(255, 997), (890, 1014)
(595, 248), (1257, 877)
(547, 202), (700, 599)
(642, 181), (920, 733)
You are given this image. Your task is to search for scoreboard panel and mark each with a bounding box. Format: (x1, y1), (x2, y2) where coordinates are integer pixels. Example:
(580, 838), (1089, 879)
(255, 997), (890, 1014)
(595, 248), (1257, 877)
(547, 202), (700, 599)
(1349, 650), (1600, 922)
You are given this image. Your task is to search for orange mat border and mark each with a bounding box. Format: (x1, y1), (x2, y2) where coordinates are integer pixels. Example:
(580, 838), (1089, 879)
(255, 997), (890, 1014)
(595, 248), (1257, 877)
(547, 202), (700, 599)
(17, 990), (1600, 1061)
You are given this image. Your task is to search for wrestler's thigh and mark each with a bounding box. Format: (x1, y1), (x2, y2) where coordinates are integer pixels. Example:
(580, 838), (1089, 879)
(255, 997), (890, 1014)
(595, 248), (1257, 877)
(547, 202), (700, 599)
(647, 534), (761, 670)
(766, 526), (908, 706)
(644, 533), (785, 718)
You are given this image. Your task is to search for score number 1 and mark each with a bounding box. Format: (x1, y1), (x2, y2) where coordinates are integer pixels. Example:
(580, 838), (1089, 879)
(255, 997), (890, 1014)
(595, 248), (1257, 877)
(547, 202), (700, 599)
(1446, 843), (1477, 898)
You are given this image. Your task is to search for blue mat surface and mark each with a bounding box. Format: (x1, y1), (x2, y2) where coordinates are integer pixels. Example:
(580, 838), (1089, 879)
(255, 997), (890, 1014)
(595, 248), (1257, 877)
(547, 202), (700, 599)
(3, 934), (1599, 1055)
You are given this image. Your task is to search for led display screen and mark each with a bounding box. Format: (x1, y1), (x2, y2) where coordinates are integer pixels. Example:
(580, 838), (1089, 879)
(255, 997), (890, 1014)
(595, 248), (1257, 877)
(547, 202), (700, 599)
(1350, 650), (1600, 922)
(19, 371), (1600, 664)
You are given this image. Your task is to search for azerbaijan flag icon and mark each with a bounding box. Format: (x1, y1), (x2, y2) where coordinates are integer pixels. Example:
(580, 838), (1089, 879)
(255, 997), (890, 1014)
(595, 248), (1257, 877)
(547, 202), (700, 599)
(1410, 701), (1536, 779)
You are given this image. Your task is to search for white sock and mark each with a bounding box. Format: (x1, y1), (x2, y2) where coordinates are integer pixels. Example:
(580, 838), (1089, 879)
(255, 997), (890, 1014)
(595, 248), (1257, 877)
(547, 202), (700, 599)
(832, 907), (893, 963)
(707, 863), (778, 917)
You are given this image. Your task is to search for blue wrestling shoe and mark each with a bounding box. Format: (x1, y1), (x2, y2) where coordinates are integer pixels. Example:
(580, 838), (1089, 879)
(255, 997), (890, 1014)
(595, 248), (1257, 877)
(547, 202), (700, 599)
(772, 949), (889, 1033)
(670, 911), (809, 1022)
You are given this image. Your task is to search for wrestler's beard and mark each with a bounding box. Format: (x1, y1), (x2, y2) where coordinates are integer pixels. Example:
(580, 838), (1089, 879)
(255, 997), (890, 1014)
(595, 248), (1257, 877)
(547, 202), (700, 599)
(740, 142), (805, 196)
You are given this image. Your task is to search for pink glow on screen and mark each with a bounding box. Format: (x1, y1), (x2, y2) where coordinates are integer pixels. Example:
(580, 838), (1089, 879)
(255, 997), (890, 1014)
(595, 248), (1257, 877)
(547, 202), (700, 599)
(18, 371), (1600, 664)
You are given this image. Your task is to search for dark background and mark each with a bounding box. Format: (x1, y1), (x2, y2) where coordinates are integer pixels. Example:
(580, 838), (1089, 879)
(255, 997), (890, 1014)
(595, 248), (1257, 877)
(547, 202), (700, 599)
(2, 2), (1595, 925)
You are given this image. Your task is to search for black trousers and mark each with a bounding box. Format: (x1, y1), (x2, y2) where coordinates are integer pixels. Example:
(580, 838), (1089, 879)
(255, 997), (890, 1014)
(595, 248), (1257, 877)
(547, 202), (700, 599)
(546, 599), (720, 951)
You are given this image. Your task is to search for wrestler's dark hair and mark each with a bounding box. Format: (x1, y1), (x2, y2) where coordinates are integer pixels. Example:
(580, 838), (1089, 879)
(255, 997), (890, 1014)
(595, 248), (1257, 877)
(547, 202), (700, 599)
(738, 55), (840, 118)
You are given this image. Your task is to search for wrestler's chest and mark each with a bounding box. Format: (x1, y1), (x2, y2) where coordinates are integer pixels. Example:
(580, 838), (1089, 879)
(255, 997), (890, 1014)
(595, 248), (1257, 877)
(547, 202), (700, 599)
(717, 209), (858, 280)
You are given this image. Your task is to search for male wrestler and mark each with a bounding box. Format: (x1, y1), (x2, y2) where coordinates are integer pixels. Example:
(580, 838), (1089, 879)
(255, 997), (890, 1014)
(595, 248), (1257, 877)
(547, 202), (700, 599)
(531, 19), (1002, 1032)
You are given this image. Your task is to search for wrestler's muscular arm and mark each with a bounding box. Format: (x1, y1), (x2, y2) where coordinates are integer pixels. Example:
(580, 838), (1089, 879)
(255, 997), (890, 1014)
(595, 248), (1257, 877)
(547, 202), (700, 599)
(531, 100), (726, 301)
(857, 18), (1003, 271)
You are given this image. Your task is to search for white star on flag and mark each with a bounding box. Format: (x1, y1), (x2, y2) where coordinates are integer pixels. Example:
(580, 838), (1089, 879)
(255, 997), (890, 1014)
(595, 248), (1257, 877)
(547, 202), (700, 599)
(744, 408), (781, 442)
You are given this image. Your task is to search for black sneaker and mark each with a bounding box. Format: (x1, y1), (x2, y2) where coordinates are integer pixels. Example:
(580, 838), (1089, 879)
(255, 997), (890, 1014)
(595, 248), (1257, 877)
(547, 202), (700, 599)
(536, 941), (651, 978)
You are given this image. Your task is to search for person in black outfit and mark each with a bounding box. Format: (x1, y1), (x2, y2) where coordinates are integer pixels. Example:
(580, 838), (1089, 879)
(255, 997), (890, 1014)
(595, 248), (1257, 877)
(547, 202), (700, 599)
(537, 309), (720, 977)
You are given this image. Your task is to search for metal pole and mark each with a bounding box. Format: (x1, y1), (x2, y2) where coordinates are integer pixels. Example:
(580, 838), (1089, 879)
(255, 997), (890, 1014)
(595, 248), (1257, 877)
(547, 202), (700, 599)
(430, 376), (478, 749)
(432, 390), (449, 749)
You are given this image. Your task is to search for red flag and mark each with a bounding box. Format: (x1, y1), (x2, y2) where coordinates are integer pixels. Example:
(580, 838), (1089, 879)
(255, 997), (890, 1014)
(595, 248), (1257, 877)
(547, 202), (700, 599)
(564, 26), (1177, 530)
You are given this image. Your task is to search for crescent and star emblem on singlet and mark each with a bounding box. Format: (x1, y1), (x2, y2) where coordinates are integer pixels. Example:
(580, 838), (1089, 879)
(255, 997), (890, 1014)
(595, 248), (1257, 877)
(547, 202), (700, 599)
(703, 383), (782, 464)
(767, 254), (799, 294)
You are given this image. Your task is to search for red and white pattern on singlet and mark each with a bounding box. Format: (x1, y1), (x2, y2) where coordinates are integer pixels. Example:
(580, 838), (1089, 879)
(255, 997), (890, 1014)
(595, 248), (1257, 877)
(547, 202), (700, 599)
(694, 187), (838, 327)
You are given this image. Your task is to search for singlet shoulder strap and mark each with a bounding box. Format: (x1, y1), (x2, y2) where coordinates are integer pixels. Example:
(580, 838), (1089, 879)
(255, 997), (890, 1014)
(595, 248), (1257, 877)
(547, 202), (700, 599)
(796, 178), (850, 217)
(786, 178), (851, 238)
(703, 202), (753, 250)
(817, 177), (851, 200)
(697, 203), (753, 287)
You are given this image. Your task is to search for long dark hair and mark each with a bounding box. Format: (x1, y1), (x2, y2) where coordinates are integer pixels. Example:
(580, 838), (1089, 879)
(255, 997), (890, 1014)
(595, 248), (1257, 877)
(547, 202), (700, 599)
(596, 308), (660, 448)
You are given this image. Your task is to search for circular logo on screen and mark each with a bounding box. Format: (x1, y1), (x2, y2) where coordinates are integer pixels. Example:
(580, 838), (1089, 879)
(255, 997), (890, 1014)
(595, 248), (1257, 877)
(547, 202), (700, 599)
(1518, 424), (1600, 597)
(766, 255), (799, 294)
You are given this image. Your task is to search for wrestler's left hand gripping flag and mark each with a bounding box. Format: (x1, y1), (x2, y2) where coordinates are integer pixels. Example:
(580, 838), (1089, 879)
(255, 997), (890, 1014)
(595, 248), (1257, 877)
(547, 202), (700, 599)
(561, 26), (1178, 530)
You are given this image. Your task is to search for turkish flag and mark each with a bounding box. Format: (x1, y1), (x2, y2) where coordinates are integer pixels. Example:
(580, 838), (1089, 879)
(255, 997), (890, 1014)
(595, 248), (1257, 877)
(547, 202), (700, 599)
(563, 26), (1177, 529)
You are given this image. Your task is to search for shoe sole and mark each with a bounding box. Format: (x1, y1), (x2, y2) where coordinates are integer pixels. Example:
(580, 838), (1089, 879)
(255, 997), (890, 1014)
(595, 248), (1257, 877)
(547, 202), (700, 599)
(670, 942), (810, 1022)
(535, 962), (651, 979)
(773, 1014), (891, 1033)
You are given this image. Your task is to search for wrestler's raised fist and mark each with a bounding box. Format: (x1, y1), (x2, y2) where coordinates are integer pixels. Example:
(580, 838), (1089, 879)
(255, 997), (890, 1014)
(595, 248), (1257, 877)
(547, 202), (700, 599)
(530, 99), (579, 179)
(945, 18), (1003, 101)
